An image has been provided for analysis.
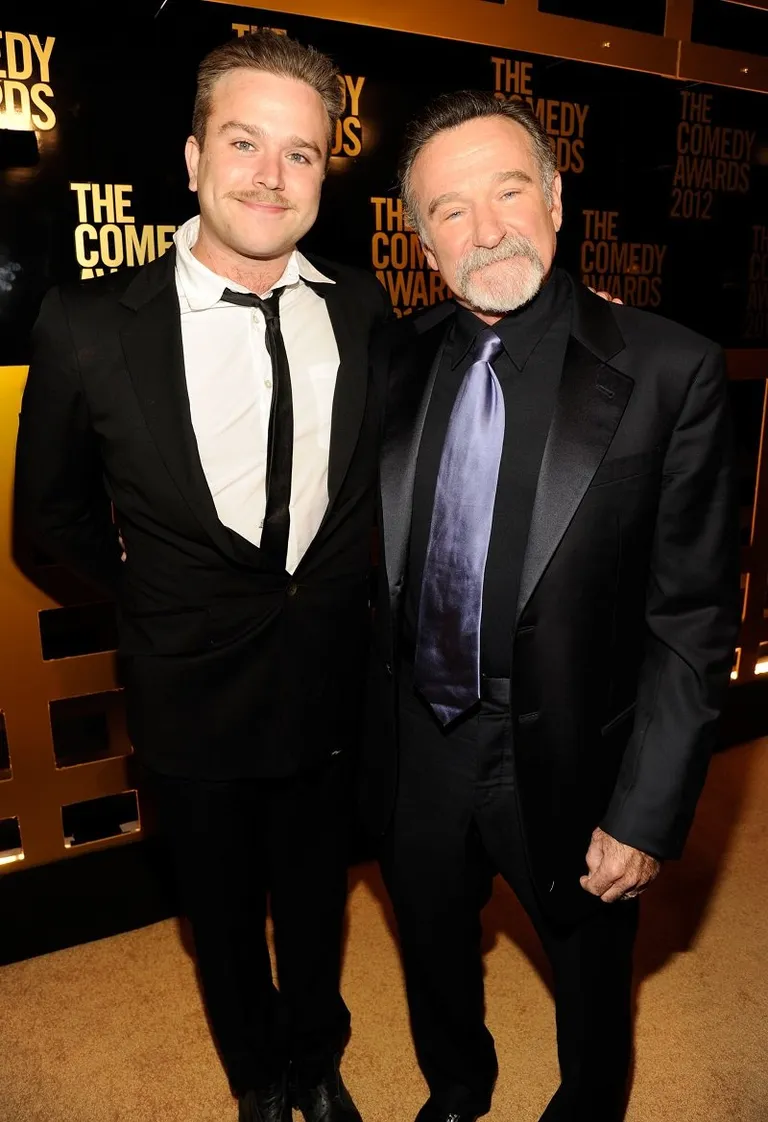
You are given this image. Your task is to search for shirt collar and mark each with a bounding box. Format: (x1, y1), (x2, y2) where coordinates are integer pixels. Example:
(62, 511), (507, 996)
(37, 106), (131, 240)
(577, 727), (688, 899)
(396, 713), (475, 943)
(451, 268), (568, 371)
(173, 214), (335, 312)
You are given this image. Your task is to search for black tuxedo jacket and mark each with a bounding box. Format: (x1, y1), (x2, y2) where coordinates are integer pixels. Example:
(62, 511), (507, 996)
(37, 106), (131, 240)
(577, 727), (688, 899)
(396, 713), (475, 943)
(362, 275), (740, 920)
(15, 247), (390, 779)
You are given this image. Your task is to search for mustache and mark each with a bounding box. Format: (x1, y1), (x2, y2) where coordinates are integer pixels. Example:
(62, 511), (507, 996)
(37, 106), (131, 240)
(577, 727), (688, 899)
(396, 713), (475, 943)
(456, 235), (543, 283)
(227, 190), (296, 210)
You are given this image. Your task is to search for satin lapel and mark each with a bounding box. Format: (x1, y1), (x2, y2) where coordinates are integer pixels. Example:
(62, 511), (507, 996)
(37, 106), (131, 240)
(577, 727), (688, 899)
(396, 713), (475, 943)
(119, 262), (238, 558)
(380, 318), (451, 604)
(321, 283), (368, 516)
(516, 335), (634, 623)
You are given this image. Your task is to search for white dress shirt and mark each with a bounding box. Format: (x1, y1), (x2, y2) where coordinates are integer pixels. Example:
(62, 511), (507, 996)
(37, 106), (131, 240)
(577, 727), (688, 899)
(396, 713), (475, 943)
(173, 215), (340, 574)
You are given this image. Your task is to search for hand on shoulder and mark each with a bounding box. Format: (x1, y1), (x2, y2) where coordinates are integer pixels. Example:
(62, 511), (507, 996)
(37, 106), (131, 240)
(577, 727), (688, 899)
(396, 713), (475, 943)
(590, 288), (623, 304)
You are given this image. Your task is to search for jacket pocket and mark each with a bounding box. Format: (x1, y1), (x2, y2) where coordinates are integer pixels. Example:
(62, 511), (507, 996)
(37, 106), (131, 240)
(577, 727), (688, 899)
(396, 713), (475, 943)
(590, 449), (662, 489)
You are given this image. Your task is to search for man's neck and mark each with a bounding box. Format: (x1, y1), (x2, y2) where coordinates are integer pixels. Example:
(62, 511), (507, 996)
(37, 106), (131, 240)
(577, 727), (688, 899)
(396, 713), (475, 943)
(466, 308), (503, 327)
(191, 228), (293, 296)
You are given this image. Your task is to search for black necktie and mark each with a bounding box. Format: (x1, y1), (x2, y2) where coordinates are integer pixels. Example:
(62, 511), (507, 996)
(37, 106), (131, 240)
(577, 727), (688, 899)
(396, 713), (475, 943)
(221, 286), (293, 570)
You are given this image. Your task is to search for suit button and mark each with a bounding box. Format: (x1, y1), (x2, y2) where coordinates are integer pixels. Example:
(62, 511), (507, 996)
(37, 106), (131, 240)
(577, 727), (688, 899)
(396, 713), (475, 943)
(287, 581), (298, 597)
(385, 662), (392, 677)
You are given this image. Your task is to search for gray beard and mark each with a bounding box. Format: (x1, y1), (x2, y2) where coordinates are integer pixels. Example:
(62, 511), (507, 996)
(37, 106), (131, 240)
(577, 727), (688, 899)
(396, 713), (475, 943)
(455, 235), (546, 314)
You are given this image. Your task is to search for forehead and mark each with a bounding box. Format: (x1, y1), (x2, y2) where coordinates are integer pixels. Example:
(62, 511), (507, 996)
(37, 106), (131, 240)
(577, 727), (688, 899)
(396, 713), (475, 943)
(208, 67), (327, 131)
(413, 116), (537, 190)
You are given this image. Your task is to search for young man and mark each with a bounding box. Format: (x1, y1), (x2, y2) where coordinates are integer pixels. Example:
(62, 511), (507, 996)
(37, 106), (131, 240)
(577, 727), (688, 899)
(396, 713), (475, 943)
(15, 31), (388, 1122)
(363, 91), (740, 1122)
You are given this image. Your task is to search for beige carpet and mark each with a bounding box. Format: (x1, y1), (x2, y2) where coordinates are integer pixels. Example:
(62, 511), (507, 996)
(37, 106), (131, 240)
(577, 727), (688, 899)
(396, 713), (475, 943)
(2, 738), (766, 1122)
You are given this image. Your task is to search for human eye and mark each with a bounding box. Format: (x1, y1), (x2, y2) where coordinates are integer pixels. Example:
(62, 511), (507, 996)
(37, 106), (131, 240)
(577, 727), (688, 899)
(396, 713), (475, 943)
(287, 151), (311, 165)
(232, 139), (255, 152)
(501, 189), (521, 200)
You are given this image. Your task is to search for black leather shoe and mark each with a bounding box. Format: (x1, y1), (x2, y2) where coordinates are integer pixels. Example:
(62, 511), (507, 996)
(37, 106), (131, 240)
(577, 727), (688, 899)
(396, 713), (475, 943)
(292, 1057), (363, 1122)
(415, 1103), (481, 1122)
(238, 1077), (291, 1122)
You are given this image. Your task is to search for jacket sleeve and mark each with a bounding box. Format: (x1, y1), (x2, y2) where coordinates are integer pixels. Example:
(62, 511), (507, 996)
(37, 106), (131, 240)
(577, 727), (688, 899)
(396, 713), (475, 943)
(600, 342), (741, 859)
(14, 286), (123, 595)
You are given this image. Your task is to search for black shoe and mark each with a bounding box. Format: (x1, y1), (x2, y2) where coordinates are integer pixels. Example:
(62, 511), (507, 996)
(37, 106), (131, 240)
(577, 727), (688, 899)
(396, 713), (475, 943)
(238, 1076), (292, 1122)
(415, 1103), (481, 1122)
(292, 1056), (363, 1122)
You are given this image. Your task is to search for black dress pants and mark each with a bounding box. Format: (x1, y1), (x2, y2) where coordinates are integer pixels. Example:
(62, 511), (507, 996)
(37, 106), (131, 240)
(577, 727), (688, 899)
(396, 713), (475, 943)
(382, 674), (639, 1121)
(148, 757), (351, 1097)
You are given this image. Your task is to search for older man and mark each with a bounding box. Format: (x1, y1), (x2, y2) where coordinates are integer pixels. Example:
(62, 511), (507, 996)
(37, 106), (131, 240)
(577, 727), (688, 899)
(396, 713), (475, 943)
(362, 91), (739, 1121)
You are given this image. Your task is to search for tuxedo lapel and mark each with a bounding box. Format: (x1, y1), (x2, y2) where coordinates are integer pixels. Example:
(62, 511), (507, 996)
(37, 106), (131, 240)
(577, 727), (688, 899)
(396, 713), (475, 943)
(321, 282), (369, 513)
(380, 306), (454, 604)
(119, 250), (242, 560)
(516, 282), (633, 623)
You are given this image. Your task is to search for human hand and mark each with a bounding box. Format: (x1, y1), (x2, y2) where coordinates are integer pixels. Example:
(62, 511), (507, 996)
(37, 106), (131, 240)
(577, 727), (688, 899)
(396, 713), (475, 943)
(589, 288), (623, 304)
(580, 826), (660, 903)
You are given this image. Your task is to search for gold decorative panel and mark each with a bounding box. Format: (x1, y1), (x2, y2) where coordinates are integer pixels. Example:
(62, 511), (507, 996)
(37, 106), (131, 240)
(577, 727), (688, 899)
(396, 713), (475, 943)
(0, 368), (139, 872)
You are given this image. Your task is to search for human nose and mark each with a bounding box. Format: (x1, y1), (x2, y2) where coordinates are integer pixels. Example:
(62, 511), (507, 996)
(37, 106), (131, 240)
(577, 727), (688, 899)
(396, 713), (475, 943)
(471, 203), (506, 249)
(251, 147), (284, 192)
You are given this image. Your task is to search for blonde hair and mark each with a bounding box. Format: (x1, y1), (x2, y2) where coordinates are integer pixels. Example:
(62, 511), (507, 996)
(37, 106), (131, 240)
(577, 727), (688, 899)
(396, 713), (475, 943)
(192, 30), (343, 153)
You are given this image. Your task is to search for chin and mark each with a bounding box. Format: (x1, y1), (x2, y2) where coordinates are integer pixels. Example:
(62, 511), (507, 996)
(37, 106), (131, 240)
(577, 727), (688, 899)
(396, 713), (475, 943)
(465, 261), (543, 314)
(232, 236), (295, 262)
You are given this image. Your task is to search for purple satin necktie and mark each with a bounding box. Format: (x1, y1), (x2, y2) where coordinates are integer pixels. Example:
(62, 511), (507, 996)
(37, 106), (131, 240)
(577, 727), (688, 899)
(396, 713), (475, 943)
(414, 328), (506, 725)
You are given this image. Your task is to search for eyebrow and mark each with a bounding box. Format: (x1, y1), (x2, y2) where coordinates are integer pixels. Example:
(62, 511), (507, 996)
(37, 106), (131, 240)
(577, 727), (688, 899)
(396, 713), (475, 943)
(426, 168), (535, 218)
(218, 120), (324, 160)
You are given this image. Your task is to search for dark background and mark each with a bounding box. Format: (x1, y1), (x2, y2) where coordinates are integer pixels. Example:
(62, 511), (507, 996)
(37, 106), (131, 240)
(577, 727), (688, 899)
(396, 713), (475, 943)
(1, 0), (766, 960)
(0, 0), (767, 364)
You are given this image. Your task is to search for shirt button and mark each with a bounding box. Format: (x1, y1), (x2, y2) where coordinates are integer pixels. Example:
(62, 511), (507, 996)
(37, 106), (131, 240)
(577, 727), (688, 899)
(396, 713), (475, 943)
(265, 379), (273, 389)
(287, 581), (298, 597)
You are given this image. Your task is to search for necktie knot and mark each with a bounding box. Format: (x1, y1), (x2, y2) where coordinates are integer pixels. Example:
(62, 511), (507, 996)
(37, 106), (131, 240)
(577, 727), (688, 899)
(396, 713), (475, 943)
(473, 328), (504, 366)
(221, 287), (281, 322)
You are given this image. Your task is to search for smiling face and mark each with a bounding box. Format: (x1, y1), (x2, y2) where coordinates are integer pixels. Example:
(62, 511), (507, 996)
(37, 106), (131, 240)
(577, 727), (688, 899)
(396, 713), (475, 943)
(410, 115), (563, 320)
(185, 67), (328, 270)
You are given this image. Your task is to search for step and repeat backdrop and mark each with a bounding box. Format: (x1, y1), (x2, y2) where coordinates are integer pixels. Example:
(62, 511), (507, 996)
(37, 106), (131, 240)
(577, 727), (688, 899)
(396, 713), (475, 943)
(0, 0), (767, 870)
(1, 2), (767, 355)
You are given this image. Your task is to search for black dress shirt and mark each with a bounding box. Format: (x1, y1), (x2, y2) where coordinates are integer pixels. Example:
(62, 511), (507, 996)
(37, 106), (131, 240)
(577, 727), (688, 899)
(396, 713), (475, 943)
(403, 267), (573, 677)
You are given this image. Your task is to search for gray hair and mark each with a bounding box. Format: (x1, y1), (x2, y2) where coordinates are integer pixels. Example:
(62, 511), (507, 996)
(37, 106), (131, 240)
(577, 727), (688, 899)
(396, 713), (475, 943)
(398, 90), (558, 232)
(192, 30), (342, 155)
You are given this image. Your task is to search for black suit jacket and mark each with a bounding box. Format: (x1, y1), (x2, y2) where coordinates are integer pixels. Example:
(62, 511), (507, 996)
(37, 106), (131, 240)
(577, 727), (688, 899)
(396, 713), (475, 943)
(15, 247), (390, 780)
(362, 275), (740, 921)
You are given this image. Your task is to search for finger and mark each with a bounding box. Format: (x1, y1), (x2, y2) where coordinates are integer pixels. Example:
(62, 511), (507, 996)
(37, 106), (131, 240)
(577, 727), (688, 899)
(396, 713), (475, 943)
(580, 876), (606, 897)
(582, 848), (642, 897)
(600, 877), (637, 904)
(584, 840), (603, 876)
(580, 863), (622, 897)
(601, 868), (656, 903)
(581, 874), (620, 897)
